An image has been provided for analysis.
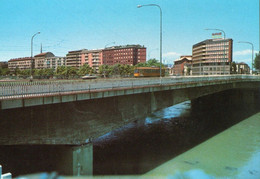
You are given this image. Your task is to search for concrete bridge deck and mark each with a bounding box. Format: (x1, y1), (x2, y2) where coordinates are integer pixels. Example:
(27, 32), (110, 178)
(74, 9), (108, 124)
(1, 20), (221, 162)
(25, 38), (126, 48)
(1, 75), (259, 110)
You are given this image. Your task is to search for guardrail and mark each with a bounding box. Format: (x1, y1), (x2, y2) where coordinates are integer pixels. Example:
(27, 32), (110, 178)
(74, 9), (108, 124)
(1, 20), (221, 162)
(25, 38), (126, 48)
(0, 75), (259, 99)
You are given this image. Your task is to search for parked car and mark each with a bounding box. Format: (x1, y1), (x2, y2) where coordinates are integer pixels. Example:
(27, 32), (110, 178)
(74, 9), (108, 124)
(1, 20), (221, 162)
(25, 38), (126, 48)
(81, 74), (97, 80)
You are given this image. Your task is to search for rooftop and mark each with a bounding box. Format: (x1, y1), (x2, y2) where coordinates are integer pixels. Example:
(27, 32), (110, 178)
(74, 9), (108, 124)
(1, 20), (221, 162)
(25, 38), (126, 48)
(8, 57), (33, 62)
(104, 44), (145, 50)
(34, 52), (55, 57)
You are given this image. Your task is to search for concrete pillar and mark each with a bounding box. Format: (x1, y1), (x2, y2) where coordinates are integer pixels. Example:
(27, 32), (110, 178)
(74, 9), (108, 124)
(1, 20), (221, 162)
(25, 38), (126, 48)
(72, 143), (93, 176)
(150, 92), (158, 112)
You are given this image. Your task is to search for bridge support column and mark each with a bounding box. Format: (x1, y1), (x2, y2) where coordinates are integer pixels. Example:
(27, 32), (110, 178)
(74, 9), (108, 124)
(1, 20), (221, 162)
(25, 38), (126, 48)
(151, 92), (158, 112)
(191, 89), (260, 116)
(72, 143), (93, 176)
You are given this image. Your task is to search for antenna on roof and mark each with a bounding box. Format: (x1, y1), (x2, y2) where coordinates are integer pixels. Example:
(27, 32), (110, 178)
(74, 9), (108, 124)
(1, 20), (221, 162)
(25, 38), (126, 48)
(40, 43), (42, 53)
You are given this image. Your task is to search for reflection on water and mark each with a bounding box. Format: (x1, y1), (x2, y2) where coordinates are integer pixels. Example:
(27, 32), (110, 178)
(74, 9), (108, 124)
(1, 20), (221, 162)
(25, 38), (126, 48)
(145, 101), (191, 124)
(93, 96), (260, 176)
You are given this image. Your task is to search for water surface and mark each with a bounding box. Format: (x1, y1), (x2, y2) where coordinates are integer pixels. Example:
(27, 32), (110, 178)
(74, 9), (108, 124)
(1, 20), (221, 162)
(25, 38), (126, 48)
(93, 97), (260, 176)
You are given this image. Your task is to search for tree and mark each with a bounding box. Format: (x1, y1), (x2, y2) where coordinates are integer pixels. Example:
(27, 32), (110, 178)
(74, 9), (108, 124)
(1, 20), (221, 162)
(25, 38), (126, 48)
(230, 62), (237, 74)
(19, 69), (30, 76)
(66, 66), (77, 77)
(254, 53), (260, 71)
(77, 64), (92, 76)
(2, 68), (10, 76)
(135, 62), (148, 67)
(147, 58), (161, 67)
(14, 67), (21, 76)
(44, 68), (55, 76)
(98, 64), (113, 77)
(120, 64), (134, 76)
(135, 58), (164, 68)
(112, 64), (121, 75)
(56, 66), (67, 77)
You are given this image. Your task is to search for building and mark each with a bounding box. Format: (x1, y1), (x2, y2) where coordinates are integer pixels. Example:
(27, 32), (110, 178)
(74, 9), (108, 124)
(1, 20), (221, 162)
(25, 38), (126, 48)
(192, 38), (233, 75)
(8, 57), (33, 72)
(236, 62), (250, 74)
(65, 45), (146, 70)
(81, 49), (103, 71)
(66, 49), (103, 71)
(172, 55), (192, 76)
(44, 56), (66, 69)
(66, 49), (86, 68)
(102, 45), (146, 66)
(34, 52), (55, 69)
(0, 62), (8, 68)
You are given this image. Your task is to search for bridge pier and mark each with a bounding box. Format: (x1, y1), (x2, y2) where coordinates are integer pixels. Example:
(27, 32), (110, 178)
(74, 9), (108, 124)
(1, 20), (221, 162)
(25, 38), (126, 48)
(72, 143), (93, 176)
(191, 88), (260, 118)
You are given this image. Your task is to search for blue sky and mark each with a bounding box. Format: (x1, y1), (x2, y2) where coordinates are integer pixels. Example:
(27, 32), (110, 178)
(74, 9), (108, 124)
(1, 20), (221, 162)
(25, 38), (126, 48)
(0, 0), (259, 67)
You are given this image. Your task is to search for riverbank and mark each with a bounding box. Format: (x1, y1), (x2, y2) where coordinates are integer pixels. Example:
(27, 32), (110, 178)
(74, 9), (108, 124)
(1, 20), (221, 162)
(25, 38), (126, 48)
(145, 112), (260, 178)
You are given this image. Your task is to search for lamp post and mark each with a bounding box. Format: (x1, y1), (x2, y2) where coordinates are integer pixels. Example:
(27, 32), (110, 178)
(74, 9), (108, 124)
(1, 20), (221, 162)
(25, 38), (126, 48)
(30, 32), (40, 79)
(137, 4), (162, 77)
(205, 28), (226, 75)
(238, 41), (254, 74)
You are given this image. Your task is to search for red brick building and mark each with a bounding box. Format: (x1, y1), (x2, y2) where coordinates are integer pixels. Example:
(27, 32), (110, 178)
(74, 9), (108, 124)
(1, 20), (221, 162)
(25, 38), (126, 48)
(102, 45), (146, 66)
(172, 56), (192, 76)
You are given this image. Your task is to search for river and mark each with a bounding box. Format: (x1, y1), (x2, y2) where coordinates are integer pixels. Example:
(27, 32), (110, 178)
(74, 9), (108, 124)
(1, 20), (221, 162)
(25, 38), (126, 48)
(93, 96), (260, 178)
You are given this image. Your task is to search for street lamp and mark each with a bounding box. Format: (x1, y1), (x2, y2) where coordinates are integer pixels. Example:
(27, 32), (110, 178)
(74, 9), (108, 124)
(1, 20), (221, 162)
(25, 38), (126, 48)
(238, 41), (254, 74)
(205, 28), (226, 75)
(137, 4), (162, 77)
(30, 32), (40, 79)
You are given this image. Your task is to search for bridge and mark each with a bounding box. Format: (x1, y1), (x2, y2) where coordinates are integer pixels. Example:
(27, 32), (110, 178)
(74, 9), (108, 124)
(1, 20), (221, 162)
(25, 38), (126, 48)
(1, 75), (259, 110)
(0, 75), (260, 176)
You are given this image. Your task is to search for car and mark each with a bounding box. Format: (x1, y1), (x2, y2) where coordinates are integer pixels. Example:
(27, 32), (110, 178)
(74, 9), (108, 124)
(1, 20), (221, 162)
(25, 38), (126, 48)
(81, 74), (97, 80)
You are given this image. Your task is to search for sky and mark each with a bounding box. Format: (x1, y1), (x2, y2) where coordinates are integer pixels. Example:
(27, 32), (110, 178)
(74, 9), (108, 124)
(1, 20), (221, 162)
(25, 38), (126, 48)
(0, 0), (259, 67)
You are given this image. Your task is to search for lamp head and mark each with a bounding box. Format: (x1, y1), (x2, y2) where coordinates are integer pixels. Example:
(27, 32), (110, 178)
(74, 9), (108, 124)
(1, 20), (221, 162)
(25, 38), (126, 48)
(137, 5), (142, 8)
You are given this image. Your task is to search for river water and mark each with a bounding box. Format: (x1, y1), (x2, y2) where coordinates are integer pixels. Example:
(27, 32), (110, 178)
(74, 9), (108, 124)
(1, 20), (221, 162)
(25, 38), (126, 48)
(93, 93), (260, 177)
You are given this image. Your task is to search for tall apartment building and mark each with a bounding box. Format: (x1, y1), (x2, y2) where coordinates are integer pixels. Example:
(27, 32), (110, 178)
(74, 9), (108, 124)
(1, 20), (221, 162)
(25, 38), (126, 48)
(192, 38), (233, 75)
(102, 45), (146, 66)
(8, 57), (33, 72)
(82, 49), (103, 71)
(66, 49), (85, 68)
(66, 49), (103, 70)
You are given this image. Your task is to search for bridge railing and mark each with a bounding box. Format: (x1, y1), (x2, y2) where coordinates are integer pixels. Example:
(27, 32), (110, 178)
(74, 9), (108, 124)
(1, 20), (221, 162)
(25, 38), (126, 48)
(0, 75), (259, 99)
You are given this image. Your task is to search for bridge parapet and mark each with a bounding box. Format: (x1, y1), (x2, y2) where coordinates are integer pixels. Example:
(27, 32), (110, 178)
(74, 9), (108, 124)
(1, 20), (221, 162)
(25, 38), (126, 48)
(0, 75), (259, 110)
(1, 75), (259, 98)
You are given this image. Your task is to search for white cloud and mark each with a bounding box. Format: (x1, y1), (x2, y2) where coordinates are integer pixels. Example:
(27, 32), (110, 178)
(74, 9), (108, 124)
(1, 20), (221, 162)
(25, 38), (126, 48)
(234, 49), (258, 56)
(163, 51), (181, 58)
(162, 52), (182, 65)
